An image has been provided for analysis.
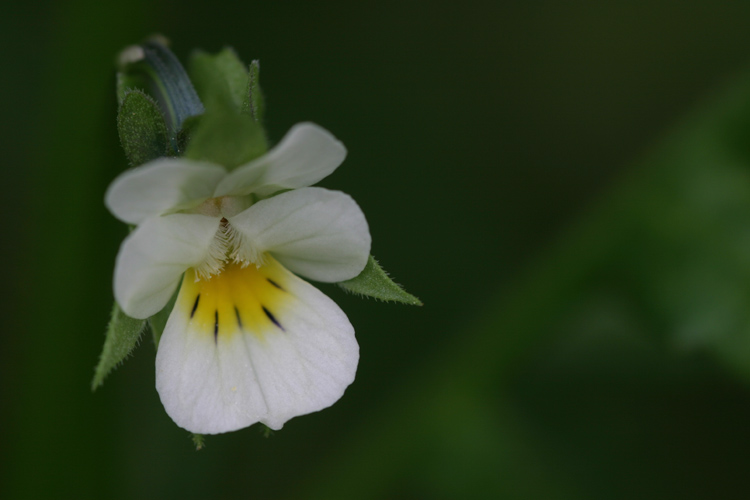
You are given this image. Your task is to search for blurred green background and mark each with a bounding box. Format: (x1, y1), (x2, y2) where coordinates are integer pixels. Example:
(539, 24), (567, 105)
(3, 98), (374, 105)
(6, 1), (750, 498)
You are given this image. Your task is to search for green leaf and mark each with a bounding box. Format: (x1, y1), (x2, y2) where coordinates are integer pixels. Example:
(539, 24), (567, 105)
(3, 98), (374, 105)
(338, 256), (422, 305)
(183, 109), (267, 169)
(117, 89), (169, 166)
(246, 60), (265, 122)
(91, 302), (147, 390)
(190, 433), (205, 450)
(189, 47), (249, 112)
(148, 287), (178, 347)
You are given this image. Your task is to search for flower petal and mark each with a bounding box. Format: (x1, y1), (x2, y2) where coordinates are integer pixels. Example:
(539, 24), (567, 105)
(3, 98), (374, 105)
(155, 258), (359, 434)
(213, 123), (346, 198)
(114, 214), (221, 319)
(229, 187), (371, 282)
(106, 158), (227, 224)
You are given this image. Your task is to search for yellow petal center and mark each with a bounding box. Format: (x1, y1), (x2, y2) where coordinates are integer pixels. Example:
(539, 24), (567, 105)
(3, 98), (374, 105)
(177, 256), (290, 342)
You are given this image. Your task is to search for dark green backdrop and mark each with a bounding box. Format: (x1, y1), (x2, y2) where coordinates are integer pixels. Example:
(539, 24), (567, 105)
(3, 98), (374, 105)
(5, 1), (750, 498)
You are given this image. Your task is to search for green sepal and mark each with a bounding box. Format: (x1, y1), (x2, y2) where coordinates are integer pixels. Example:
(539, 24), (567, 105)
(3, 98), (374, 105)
(91, 302), (147, 390)
(117, 89), (170, 166)
(183, 109), (267, 169)
(191, 433), (206, 450)
(117, 38), (205, 135)
(148, 286), (178, 347)
(178, 47), (269, 166)
(116, 43), (151, 104)
(246, 60), (265, 122)
(116, 70), (142, 105)
(338, 256), (422, 305)
(258, 423), (274, 438)
(189, 47), (249, 112)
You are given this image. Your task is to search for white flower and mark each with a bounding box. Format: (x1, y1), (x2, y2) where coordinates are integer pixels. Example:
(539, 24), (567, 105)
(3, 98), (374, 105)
(105, 122), (371, 434)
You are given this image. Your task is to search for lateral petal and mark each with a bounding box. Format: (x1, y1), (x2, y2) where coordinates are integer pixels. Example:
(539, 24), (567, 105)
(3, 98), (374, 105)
(105, 158), (227, 224)
(155, 258), (359, 434)
(228, 187), (371, 282)
(213, 123), (346, 198)
(114, 214), (221, 319)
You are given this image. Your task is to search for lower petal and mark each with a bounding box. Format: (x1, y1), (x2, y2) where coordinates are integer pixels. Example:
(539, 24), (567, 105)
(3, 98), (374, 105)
(155, 256), (359, 434)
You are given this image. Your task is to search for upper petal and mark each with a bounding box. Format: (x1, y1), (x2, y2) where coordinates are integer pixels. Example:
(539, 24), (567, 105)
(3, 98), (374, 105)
(213, 123), (347, 198)
(229, 187), (371, 282)
(155, 258), (359, 434)
(114, 213), (221, 319)
(106, 158), (227, 224)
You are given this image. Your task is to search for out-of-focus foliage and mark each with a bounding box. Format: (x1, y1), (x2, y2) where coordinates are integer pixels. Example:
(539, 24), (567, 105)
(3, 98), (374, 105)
(293, 66), (750, 500)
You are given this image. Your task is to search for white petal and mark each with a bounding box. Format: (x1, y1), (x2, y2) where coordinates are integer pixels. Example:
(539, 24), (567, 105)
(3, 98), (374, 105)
(213, 123), (346, 198)
(106, 158), (227, 224)
(114, 214), (221, 319)
(229, 187), (371, 282)
(155, 258), (359, 434)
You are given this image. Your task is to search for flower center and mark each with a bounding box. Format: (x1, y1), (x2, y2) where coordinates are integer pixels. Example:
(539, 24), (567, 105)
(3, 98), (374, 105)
(194, 218), (261, 281)
(177, 258), (290, 342)
(188, 195), (262, 280)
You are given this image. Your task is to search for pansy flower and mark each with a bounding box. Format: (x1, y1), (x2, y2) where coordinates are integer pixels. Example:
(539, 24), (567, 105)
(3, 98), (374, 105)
(106, 122), (370, 434)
